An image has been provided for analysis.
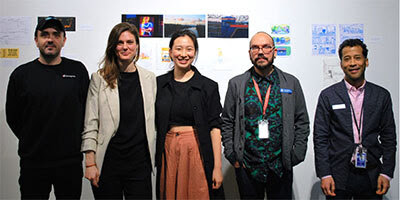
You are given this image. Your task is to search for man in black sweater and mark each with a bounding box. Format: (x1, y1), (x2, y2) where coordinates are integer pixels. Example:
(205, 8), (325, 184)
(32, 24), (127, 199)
(5, 16), (89, 199)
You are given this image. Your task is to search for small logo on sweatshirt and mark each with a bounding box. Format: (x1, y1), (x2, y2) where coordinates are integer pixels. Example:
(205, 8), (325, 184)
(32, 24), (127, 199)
(62, 74), (76, 78)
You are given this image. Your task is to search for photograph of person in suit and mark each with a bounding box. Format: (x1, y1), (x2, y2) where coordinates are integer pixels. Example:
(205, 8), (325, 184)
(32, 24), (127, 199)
(81, 22), (156, 199)
(314, 38), (397, 199)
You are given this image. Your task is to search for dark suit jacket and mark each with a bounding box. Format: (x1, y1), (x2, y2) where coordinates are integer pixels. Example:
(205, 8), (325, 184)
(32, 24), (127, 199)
(313, 80), (396, 190)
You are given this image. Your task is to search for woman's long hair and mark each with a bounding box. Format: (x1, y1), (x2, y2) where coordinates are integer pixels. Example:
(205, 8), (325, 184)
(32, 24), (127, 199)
(99, 22), (140, 89)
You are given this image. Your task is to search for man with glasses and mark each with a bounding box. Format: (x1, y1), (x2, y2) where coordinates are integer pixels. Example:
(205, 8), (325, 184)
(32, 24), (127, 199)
(6, 16), (89, 199)
(221, 32), (310, 199)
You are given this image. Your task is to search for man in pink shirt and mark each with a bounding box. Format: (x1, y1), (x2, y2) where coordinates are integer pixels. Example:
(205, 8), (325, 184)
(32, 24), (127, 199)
(314, 39), (396, 199)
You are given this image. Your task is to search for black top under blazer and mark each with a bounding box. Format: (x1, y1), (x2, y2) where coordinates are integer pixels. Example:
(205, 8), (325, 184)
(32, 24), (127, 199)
(155, 66), (224, 198)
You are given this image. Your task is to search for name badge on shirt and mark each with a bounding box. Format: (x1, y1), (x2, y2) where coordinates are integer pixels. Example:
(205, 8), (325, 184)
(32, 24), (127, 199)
(332, 104), (346, 110)
(280, 88), (292, 94)
(258, 119), (269, 139)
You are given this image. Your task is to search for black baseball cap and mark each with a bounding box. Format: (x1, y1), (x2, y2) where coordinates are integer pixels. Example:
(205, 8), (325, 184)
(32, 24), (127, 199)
(35, 16), (66, 37)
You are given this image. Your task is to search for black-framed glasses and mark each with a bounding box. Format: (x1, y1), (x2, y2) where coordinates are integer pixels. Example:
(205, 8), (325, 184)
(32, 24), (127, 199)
(250, 45), (275, 54)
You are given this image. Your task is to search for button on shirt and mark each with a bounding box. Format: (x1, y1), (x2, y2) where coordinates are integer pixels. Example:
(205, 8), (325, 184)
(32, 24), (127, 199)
(243, 68), (283, 182)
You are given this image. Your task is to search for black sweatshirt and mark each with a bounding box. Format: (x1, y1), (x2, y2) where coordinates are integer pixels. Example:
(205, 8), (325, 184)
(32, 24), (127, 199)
(6, 57), (89, 168)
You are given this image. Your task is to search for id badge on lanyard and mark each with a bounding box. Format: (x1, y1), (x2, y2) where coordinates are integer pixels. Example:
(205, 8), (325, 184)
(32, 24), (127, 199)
(353, 144), (367, 168)
(252, 77), (271, 140)
(258, 119), (269, 139)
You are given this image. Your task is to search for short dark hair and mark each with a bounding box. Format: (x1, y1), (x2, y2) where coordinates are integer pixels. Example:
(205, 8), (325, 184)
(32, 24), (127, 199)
(338, 39), (368, 60)
(169, 29), (199, 60)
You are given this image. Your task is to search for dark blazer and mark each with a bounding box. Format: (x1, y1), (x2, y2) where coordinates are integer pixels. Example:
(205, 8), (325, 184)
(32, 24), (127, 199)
(155, 66), (224, 198)
(313, 80), (396, 190)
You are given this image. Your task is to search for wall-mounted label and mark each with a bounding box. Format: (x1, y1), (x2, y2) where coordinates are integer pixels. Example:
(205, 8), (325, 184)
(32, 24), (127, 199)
(0, 48), (19, 58)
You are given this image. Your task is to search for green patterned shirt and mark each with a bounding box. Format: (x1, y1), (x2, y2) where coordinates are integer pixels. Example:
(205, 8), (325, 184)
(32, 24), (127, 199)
(243, 68), (283, 182)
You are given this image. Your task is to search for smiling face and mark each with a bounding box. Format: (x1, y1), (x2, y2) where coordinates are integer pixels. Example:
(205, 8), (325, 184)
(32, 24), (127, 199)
(340, 45), (369, 86)
(35, 27), (66, 60)
(169, 35), (196, 70)
(115, 30), (138, 64)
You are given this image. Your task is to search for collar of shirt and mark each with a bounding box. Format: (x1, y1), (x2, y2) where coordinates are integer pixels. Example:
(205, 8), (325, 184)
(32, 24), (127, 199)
(251, 67), (276, 84)
(344, 79), (366, 98)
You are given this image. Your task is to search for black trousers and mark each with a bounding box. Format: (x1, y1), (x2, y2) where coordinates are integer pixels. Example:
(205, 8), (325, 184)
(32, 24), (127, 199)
(19, 164), (83, 199)
(92, 157), (152, 199)
(327, 168), (382, 200)
(235, 167), (293, 200)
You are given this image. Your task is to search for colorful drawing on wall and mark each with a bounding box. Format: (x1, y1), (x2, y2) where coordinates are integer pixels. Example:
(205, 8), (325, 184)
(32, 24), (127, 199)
(161, 48), (171, 62)
(271, 24), (290, 34)
(276, 46), (291, 56)
(312, 24), (336, 55)
(208, 14), (248, 38)
(122, 14), (163, 37)
(164, 15), (206, 38)
(339, 24), (364, 43)
(38, 16), (76, 31)
(273, 36), (290, 45)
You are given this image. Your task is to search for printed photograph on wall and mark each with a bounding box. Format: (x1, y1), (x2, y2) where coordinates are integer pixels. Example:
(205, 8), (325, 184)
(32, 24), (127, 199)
(164, 15), (206, 38)
(38, 16), (76, 31)
(339, 24), (364, 43)
(122, 14), (163, 37)
(208, 14), (248, 38)
(312, 24), (336, 55)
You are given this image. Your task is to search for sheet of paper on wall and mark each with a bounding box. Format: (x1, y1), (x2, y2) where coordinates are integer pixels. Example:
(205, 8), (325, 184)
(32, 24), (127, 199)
(312, 24), (336, 56)
(0, 16), (31, 45)
(323, 57), (343, 87)
(339, 24), (364, 43)
(0, 48), (19, 58)
(137, 39), (157, 71)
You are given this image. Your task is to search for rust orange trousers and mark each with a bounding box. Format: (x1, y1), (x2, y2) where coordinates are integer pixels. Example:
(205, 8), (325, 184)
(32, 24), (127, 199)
(160, 129), (209, 199)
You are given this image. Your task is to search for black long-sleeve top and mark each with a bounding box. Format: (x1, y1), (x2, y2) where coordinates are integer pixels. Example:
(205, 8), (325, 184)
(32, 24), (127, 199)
(6, 58), (89, 168)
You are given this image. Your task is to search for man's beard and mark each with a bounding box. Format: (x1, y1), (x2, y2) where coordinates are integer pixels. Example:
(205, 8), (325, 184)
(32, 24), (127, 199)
(252, 54), (274, 70)
(39, 49), (59, 60)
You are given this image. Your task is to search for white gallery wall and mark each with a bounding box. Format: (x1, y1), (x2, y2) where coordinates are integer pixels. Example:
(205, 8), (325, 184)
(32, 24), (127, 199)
(0, 0), (398, 199)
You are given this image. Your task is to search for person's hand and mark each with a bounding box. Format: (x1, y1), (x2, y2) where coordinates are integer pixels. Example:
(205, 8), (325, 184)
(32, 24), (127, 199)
(321, 176), (336, 196)
(376, 175), (390, 195)
(85, 165), (100, 188)
(234, 161), (240, 168)
(212, 167), (223, 189)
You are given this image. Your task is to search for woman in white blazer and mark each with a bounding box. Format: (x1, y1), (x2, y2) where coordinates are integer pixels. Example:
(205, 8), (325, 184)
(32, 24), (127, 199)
(81, 22), (156, 199)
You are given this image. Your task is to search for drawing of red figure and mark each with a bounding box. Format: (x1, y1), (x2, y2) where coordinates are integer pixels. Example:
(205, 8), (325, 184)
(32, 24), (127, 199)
(140, 16), (154, 36)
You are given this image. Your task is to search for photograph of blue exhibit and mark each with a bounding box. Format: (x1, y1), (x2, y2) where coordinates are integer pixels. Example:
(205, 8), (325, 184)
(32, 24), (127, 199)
(208, 14), (248, 38)
(164, 15), (206, 38)
(121, 14), (163, 37)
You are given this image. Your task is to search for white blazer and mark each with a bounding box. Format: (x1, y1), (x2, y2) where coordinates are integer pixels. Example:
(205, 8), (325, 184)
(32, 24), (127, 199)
(81, 66), (157, 174)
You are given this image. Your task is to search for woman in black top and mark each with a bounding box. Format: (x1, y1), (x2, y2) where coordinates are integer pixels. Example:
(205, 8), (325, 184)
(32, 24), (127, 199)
(81, 22), (156, 199)
(156, 29), (224, 199)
